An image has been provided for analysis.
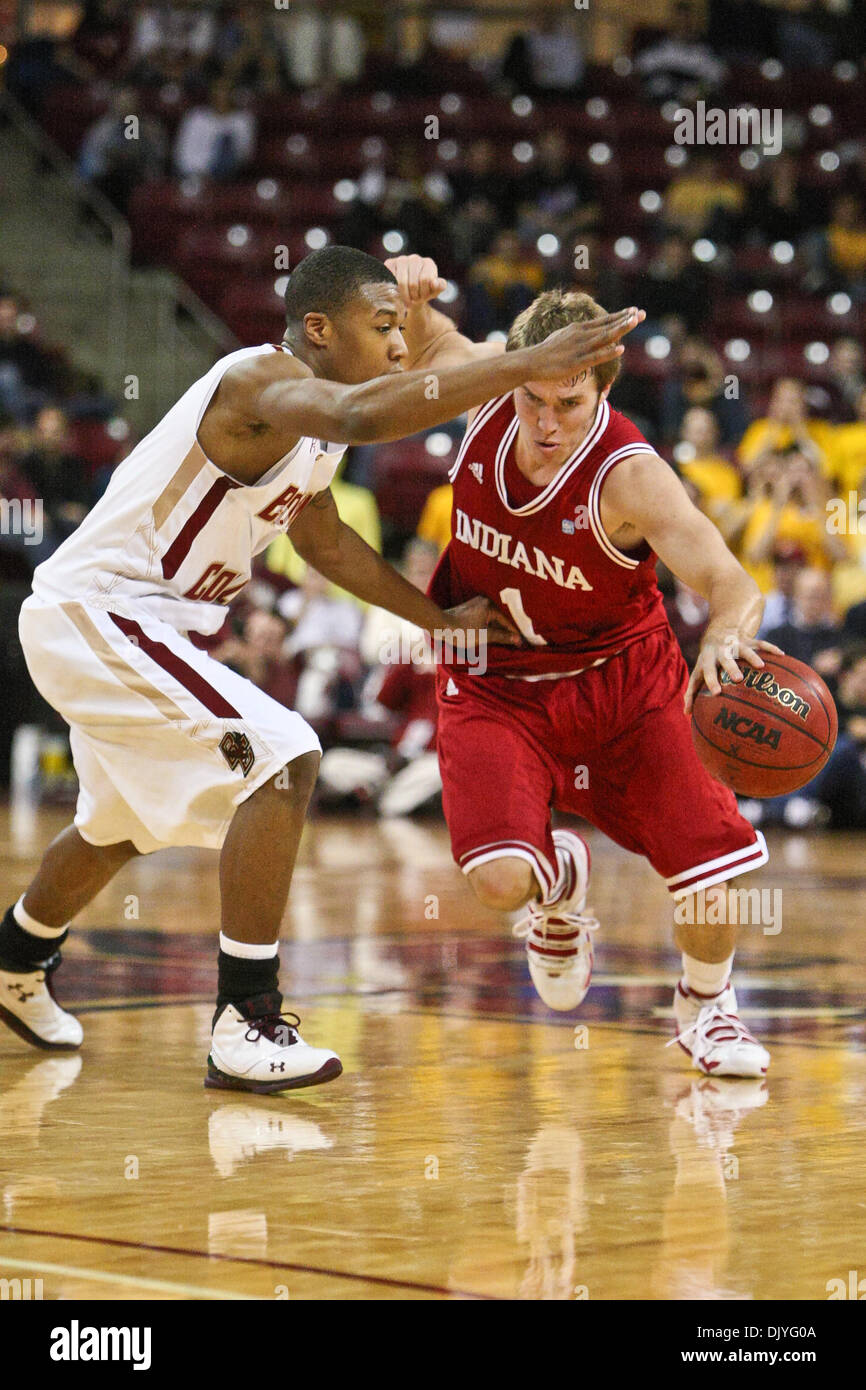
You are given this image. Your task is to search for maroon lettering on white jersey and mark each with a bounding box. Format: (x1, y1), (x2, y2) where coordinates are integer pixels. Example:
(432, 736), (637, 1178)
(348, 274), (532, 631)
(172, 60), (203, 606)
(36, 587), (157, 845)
(430, 396), (670, 676)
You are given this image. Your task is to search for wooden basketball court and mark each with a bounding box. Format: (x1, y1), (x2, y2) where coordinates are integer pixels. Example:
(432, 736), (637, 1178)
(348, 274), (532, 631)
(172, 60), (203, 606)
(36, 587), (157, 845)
(1, 804), (864, 1301)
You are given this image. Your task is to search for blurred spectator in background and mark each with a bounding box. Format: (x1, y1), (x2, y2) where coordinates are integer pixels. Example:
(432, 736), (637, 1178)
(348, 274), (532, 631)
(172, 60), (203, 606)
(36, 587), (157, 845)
(211, 607), (297, 708)
(738, 378), (835, 476)
(741, 152), (823, 248)
(129, 3), (217, 68)
(501, 13), (585, 98)
(213, 3), (288, 96)
(360, 540), (439, 669)
(78, 87), (167, 215)
(776, 0), (843, 69)
(661, 337), (748, 446)
(416, 483), (453, 553)
(758, 540), (807, 634)
(674, 406), (742, 520)
(806, 194), (866, 301)
(173, 80), (256, 180)
(737, 449), (848, 592)
(514, 131), (599, 245)
(820, 339), (866, 425)
(448, 139), (513, 227)
(663, 153), (745, 244)
(465, 231), (545, 339)
(808, 644), (866, 829)
(0, 297), (63, 421)
(14, 406), (91, 542)
(273, 0), (366, 90)
(72, 0), (131, 74)
(276, 566), (363, 731)
(635, 1), (726, 104)
(833, 385), (866, 494)
(640, 234), (709, 336)
(763, 566), (841, 667)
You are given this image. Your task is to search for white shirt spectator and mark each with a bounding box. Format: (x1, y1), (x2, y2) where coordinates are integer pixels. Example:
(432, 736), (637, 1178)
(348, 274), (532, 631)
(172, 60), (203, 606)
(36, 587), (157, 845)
(130, 5), (216, 60)
(273, 10), (365, 88)
(527, 26), (585, 91)
(278, 590), (363, 658)
(173, 101), (256, 178)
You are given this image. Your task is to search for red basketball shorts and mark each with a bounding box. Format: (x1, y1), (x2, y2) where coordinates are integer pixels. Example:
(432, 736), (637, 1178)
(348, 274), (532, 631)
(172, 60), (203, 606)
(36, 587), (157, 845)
(436, 628), (768, 899)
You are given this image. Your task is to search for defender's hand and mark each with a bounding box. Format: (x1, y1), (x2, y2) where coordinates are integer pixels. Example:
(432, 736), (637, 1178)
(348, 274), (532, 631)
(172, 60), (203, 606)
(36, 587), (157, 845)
(684, 634), (784, 715)
(384, 254), (447, 306)
(527, 308), (645, 381)
(440, 596), (523, 652)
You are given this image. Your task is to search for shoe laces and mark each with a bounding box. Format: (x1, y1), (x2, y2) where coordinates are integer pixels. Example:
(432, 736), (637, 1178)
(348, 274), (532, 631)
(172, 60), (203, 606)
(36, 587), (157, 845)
(243, 1002), (302, 1046)
(667, 1004), (760, 1052)
(512, 901), (599, 942)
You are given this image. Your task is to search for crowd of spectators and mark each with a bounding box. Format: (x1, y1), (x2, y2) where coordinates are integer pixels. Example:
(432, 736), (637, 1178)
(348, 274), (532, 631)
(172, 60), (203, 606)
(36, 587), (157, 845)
(4, 0), (866, 826)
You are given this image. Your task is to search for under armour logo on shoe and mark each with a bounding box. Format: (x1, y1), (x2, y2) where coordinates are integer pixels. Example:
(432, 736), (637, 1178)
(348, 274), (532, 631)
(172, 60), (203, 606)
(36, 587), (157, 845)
(468, 462), (483, 483)
(270, 1061), (286, 1072)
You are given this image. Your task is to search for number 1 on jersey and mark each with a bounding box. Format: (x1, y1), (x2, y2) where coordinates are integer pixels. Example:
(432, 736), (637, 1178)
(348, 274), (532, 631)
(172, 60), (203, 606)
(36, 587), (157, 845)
(499, 587), (548, 646)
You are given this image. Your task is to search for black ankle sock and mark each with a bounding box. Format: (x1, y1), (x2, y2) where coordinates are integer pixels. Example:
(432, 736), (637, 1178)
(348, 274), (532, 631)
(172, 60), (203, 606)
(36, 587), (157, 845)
(216, 948), (280, 1009)
(0, 905), (66, 971)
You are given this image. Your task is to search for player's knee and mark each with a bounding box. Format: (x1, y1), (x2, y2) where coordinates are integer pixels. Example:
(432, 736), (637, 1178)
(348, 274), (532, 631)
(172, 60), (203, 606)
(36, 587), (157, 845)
(469, 858), (535, 911)
(274, 750), (321, 806)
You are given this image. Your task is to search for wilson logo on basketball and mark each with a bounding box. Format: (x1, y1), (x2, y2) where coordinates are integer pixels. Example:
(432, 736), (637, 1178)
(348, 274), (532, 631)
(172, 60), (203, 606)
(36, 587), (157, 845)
(719, 668), (811, 720)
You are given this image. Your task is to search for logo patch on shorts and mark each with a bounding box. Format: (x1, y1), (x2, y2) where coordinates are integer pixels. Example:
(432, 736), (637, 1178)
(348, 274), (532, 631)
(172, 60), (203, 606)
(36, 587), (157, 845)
(219, 731), (255, 776)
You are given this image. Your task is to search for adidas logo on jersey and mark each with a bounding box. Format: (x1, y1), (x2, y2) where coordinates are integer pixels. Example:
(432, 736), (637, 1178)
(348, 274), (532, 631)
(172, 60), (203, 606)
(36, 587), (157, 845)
(445, 678), (459, 696)
(468, 462), (484, 483)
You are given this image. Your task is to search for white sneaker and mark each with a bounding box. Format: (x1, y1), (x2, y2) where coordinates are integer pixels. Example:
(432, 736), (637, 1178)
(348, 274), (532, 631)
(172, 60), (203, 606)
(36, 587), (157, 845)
(0, 955), (83, 1050)
(205, 994), (342, 1093)
(512, 830), (599, 1011)
(670, 980), (770, 1078)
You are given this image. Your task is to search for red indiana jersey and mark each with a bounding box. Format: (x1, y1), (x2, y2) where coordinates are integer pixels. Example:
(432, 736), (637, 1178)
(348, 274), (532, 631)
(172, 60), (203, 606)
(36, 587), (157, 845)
(429, 393), (671, 677)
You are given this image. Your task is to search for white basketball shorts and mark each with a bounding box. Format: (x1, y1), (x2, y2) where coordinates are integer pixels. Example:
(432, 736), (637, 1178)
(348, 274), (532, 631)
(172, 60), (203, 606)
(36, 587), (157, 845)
(18, 596), (321, 853)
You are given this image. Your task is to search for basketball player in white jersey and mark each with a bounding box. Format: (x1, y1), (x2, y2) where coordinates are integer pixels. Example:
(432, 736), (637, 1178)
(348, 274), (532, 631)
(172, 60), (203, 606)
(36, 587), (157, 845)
(0, 246), (642, 1092)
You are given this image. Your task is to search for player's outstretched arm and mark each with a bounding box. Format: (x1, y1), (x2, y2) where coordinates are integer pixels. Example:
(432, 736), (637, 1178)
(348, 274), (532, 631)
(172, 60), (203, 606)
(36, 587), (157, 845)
(289, 488), (521, 649)
(600, 455), (783, 714)
(262, 307), (641, 445)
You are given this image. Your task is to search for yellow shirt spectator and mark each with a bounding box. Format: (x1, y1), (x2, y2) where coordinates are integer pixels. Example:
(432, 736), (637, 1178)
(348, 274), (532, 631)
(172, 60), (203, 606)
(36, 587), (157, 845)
(679, 455), (742, 508)
(739, 499), (838, 592)
(737, 419), (837, 477)
(416, 483), (453, 552)
(832, 422), (866, 495)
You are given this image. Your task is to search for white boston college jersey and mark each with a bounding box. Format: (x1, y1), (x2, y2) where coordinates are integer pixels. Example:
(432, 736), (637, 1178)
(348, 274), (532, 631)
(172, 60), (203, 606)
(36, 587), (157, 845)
(32, 343), (346, 636)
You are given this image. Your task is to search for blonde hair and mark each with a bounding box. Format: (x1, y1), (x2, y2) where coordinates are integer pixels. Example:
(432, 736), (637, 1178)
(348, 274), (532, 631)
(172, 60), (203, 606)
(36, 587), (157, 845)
(505, 288), (621, 393)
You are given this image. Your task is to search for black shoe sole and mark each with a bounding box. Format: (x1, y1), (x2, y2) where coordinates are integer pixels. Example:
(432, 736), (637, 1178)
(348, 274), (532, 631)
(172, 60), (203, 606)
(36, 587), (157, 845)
(0, 1002), (82, 1052)
(204, 1056), (343, 1093)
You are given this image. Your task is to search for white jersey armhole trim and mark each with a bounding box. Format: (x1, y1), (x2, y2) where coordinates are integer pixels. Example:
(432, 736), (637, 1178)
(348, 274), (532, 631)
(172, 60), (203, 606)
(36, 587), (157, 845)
(587, 445), (662, 570)
(448, 394), (510, 483)
(192, 342), (304, 488)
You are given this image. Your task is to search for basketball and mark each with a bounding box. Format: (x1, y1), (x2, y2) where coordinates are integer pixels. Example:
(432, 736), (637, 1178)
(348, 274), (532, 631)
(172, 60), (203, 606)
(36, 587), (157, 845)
(691, 653), (838, 798)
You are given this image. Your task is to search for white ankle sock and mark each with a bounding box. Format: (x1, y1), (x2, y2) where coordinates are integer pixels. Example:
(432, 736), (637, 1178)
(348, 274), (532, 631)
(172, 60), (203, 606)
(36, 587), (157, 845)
(13, 896), (67, 939)
(219, 933), (279, 960)
(542, 846), (572, 908)
(682, 952), (734, 998)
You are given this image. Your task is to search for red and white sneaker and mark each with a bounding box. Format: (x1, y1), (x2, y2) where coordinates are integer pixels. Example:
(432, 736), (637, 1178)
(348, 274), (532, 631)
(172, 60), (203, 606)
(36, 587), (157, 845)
(513, 830), (599, 1012)
(670, 980), (770, 1078)
(205, 993), (342, 1094)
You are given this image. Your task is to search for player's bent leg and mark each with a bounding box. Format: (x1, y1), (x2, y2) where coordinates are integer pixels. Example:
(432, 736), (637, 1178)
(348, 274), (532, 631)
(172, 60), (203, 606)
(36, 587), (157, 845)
(670, 882), (770, 1079)
(0, 827), (142, 1051)
(208, 750), (341, 1094)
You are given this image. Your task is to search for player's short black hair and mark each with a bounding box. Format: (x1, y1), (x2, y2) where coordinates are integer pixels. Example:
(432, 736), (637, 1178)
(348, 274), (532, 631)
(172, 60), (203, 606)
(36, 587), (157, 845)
(283, 246), (397, 327)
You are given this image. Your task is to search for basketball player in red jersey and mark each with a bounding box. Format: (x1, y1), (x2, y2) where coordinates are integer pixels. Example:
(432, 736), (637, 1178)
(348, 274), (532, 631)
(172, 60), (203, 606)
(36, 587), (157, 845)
(0, 248), (643, 1092)
(387, 254), (780, 1078)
